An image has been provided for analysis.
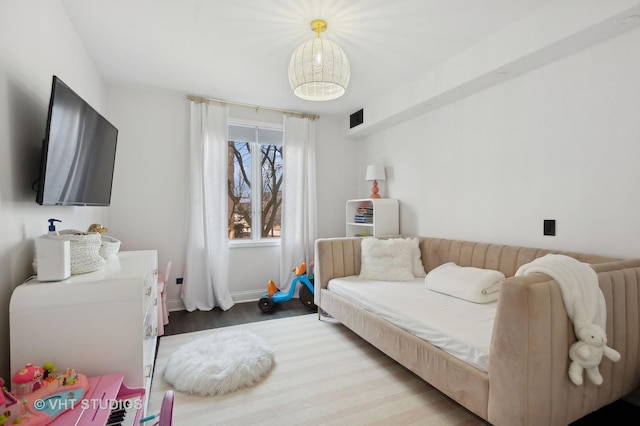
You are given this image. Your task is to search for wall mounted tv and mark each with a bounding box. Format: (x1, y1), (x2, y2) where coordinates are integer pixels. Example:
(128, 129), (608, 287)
(36, 75), (118, 206)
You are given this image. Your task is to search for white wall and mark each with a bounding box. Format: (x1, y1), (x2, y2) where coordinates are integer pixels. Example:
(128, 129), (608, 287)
(0, 0), (109, 379)
(316, 115), (360, 236)
(357, 27), (640, 259)
(106, 87), (189, 310)
(106, 87), (354, 310)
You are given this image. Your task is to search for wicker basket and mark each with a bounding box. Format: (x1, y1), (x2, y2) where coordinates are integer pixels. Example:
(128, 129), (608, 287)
(99, 234), (121, 258)
(56, 230), (106, 274)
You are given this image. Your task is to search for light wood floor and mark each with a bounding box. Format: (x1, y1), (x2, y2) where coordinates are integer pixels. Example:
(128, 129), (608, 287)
(158, 301), (639, 425)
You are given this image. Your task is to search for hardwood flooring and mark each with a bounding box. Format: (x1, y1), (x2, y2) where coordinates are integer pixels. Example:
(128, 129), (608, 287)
(161, 301), (639, 425)
(162, 299), (315, 336)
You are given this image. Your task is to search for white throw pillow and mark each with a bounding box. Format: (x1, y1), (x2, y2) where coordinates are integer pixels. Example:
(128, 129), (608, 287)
(425, 262), (504, 303)
(405, 237), (426, 277)
(359, 237), (415, 282)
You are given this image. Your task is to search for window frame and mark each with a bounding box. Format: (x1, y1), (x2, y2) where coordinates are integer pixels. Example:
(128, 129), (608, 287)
(227, 119), (283, 248)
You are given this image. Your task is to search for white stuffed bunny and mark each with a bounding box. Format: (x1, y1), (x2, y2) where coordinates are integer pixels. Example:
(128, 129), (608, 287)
(568, 323), (621, 386)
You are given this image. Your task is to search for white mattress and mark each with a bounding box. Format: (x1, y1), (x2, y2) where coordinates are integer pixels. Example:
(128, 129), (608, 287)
(327, 276), (497, 372)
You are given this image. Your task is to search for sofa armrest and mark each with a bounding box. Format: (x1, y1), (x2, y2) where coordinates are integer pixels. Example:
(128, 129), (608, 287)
(488, 260), (640, 426)
(488, 274), (564, 425)
(314, 238), (362, 304)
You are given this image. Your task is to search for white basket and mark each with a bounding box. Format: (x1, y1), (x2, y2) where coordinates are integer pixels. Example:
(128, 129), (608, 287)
(100, 234), (121, 258)
(56, 230), (106, 274)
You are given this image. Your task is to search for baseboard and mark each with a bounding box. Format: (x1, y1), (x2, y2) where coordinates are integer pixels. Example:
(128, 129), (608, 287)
(231, 290), (267, 303)
(166, 290), (290, 312)
(167, 299), (185, 312)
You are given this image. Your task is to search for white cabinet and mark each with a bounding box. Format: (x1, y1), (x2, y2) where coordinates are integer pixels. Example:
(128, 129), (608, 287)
(346, 198), (399, 237)
(9, 250), (158, 412)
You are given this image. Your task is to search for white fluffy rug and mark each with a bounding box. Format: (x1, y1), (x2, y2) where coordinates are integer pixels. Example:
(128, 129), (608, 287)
(163, 329), (275, 396)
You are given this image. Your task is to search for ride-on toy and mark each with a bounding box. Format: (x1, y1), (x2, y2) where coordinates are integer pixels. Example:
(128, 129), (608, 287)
(258, 262), (315, 312)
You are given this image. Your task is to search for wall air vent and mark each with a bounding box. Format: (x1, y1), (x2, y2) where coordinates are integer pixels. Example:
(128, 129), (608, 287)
(350, 109), (364, 128)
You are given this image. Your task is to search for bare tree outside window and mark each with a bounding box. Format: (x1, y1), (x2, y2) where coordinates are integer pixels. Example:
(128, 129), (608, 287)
(261, 144), (283, 237)
(228, 141), (252, 239)
(227, 124), (283, 241)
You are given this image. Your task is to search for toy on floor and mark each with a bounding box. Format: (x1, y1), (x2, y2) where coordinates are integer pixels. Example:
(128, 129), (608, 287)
(258, 262), (315, 312)
(0, 363), (89, 426)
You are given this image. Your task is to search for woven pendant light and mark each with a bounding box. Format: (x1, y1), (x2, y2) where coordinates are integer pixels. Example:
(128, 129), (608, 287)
(288, 20), (350, 101)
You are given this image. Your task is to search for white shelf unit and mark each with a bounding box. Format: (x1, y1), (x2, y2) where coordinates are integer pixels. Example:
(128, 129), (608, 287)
(346, 198), (399, 237)
(9, 250), (158, 413)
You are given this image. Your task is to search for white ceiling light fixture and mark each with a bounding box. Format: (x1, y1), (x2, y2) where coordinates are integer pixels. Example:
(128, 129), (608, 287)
(288, 19), (350, 101)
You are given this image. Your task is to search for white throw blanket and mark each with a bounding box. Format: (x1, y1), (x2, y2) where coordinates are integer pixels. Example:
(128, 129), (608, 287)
(515, 254), (618, 385)
(515, 254), (606, 333)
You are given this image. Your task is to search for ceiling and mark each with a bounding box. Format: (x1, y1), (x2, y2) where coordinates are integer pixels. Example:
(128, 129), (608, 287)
(59, 0), (554, 117)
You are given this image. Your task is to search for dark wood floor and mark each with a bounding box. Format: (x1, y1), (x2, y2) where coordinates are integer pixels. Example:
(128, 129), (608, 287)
(162, 301), (639, 425)
(574, 400), (640, 425)
(162, 299), (315, 336)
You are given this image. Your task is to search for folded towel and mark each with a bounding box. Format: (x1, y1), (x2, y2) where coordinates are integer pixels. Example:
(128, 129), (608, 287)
(426, 262), (504, 303)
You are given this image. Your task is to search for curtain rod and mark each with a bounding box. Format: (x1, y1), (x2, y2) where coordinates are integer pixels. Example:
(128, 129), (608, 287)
(186, 95), (319, 120)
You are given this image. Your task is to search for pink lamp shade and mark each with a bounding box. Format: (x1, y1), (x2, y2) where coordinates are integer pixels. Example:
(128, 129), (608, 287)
(365, 165), (386, 199)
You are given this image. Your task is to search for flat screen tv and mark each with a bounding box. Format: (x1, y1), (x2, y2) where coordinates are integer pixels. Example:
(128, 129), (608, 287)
(36, 75), (118, 206)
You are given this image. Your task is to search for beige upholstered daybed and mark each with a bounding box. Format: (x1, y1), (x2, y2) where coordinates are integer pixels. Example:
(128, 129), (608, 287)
(314, 236), (640, 426)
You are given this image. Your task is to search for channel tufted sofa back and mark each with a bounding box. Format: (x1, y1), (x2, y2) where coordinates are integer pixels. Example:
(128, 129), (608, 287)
(417, 237), (618, 277)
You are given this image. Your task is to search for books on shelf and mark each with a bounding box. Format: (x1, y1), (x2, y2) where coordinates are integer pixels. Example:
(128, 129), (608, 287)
(346, 198), (399, 238)
(354, 204), (373, 223)
(353, 216), (372, 223)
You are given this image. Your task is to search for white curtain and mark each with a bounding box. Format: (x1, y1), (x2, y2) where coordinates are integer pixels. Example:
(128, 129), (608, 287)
(181, 101), (234, 311)
(279, 116), (317, 291)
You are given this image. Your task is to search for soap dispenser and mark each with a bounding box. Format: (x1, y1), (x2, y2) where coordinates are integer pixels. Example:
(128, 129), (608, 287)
(48, 218), (61, 235)
(37, 218), (70, 281)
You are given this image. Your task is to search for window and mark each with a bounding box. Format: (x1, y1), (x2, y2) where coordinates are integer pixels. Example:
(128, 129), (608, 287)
(228, 123), (283, 242)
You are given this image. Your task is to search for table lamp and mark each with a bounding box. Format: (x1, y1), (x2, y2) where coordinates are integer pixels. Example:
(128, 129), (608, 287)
(365, 165), (386, 199)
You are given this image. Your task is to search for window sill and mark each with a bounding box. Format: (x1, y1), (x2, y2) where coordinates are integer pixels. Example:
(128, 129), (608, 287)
(229, 239), (281, 249)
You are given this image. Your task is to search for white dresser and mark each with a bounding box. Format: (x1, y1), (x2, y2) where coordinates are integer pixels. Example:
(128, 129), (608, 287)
(9, 250), (158, 412)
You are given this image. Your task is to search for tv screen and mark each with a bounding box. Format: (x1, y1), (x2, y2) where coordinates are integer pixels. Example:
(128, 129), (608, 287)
(36, 76), (118, 206)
